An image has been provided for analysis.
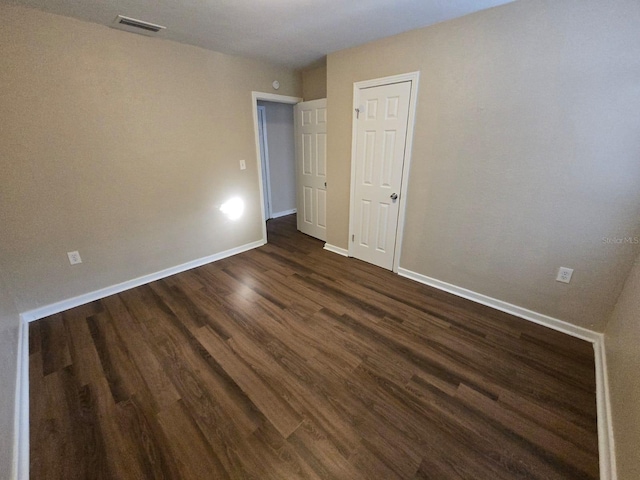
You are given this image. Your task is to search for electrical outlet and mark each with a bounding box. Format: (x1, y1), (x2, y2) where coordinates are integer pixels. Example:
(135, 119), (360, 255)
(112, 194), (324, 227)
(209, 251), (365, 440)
(67, 251), (82, 265)
(239, 159), (246, 170)
(556, 267), (573, 283)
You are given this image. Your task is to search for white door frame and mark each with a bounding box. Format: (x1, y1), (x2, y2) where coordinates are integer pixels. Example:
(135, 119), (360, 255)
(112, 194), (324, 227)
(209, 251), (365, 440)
(256, 105), (273, 220)
(251, 92), (303, 243)
(348, 72), (420, 273)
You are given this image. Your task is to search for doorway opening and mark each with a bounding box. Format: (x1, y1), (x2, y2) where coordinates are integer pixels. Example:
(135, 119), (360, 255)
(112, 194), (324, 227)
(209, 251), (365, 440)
(251, 92), (302, 242)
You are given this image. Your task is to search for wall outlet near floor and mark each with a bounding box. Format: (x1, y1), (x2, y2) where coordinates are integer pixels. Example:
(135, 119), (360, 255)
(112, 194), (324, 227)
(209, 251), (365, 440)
(239, 159), (246, 170)
(67, 251), (82, 265)
(556, 267), (573, 283)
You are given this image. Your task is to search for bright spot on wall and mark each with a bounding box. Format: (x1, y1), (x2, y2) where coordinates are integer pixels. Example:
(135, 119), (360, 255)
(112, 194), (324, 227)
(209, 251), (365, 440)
(220, 197), (244, 221)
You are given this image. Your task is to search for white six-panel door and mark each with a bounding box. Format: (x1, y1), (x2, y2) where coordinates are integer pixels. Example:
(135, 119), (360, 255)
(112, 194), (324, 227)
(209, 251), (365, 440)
(351, 81), (412, 270)
(294, 99), (327, 241)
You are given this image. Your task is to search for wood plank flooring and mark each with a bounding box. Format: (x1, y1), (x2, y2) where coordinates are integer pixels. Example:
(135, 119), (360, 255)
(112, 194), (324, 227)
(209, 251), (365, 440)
(29, 214), (599, 479)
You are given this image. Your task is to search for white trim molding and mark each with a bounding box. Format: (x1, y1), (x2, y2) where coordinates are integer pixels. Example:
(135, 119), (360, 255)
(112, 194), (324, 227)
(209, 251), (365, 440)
(13, 317), (29, 480)
(21, 240), (265, 323)
(398, 268), (599, 341)
(397, 267), (616, 480)
(14, 238), (266, 479)
(270, 208), (297, 219)
(323, 243), (349, 257)
(594, 339), (617, 480)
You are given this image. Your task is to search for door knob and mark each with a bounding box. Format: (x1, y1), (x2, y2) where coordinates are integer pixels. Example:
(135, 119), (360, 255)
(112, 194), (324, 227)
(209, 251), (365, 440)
(390, 193), (398, 200)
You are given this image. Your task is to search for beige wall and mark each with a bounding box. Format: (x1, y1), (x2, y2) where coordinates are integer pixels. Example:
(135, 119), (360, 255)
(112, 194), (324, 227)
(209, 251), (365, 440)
(326, 0), (640, 330)
(606, 252), (640, 479)
(302, 64), (327, 101)
(0, 5), (300, 313)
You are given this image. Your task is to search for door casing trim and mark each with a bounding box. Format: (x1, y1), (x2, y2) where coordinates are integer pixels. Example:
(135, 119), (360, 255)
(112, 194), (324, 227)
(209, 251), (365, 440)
(347, 72), (420, 272)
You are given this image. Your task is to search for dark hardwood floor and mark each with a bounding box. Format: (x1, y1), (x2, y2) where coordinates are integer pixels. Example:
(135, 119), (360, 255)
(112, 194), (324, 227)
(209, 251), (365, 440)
(29, 214), (599, 479)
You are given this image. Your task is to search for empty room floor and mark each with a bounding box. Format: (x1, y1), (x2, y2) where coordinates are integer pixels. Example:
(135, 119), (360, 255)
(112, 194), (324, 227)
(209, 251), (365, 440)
(29, 215), (599, 479)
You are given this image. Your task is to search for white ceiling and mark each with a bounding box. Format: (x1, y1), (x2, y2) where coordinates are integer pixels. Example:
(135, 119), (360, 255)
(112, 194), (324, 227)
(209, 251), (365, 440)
(4, 0), (517, 68)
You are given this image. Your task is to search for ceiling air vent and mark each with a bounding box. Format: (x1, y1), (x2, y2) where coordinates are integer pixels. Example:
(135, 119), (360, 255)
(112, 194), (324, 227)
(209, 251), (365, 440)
(111, 15), (166, 37)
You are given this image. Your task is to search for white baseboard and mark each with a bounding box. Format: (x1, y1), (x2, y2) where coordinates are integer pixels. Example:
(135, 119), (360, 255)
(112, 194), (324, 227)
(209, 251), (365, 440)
(12, 251), (617, 480)
(397, 268), (599, 342)
(323, 243), (349, 257)
(21, 239), (266, 323)
(270, 209), (297, 219)
(594, 339), (617, 480)
(13, 318), (29, 480)
(397, 267), (616, 480)
(13, 239), (266, 479)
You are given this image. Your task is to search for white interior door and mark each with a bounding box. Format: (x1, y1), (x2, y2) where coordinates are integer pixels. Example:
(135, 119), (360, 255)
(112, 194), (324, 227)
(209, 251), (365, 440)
(294, 99), (327, 241)
(350, 81), (412, 270)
